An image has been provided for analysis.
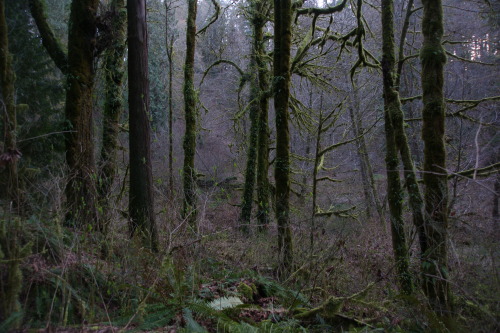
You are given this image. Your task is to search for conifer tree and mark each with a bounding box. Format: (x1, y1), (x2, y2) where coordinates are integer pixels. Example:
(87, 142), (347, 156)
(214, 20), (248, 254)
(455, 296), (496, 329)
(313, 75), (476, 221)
(128, 0), (158, 250)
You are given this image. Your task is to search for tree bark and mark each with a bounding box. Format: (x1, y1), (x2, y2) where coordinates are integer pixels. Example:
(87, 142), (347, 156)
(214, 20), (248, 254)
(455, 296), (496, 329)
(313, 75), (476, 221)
(347, 79), (383, 222)
(392, 0), (427, 263)
(493, 174), (499, 233)
(273, 0), (293, 274)
(240, 0), (270, 231)
(0, 0), (20, 209)
(98, 0), (127, 229)
(182, 0), (198, 227)
(420, 0), (452, 318)
(128, 0), (158, 251)
(64, 0), (99, 226)
(381, 0), (413, 295)
(255, 1), (270, 231)
(165, 1), (176, 199)
(239, 64), (259, 229)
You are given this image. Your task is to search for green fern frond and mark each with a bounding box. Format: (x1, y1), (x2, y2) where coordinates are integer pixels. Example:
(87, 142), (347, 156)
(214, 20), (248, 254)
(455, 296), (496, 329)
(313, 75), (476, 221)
(182, 308), (208, 333)
(138, 303), (176, 330)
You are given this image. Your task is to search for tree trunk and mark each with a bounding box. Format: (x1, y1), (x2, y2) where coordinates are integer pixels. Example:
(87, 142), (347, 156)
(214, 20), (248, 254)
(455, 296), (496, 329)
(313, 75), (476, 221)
(347, 80), (383, 222)
(239, 64), (259, 230)
(98, 0), (127, 230)
(182, 0), (198, 227)
(165, 0), (176, 199)
(493, 174), (499, 236)
(240, 0), (269, 231)
(127, 0), (158, 251)
(420, 0), (452, 317)
(393, 0), (427, 259)
(0, 0), (20, 210)
(273, 0), (293, 274)
(255, 1), (270, 231)
(381, 0), (413, 295)
(64, 0), (99, 227)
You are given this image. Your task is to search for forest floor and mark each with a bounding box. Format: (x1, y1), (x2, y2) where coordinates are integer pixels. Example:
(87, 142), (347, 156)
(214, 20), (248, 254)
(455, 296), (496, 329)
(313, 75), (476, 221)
(3, 189), (499, 332)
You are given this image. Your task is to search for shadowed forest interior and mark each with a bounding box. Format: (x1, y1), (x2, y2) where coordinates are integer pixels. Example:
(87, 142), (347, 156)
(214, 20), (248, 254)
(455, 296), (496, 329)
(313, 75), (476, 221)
(0, 0), (499, 332)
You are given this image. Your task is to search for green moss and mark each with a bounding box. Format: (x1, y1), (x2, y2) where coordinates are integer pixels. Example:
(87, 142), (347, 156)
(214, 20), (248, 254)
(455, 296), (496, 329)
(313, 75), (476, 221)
(237, 282), (257, 301)
(0, 218), (32, 327)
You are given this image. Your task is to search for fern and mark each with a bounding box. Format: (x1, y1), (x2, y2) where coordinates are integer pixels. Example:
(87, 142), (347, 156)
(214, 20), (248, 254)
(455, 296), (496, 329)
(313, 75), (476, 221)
(208, 297), (244, 310)
(137, 303), (176, 330)
(0, 311), (24, 332)
(255, 276), (308, 308)
(182, 308), (208, 333)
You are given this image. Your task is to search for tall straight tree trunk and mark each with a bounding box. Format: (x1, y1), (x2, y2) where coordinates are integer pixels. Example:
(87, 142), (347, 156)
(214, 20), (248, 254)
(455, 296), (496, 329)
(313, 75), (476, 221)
(64, 0), (99, 226)
(347, 80), (383, 222)
(273, 0), (293, 274)
(493, 174), (499, 221)
(420, 0), (452, 317)
(239, 64), (259, 230)
(98, 0), (127, 228)
(393, 0), (427, 261)
(381, 0), (413, 295)
(165, 1), (176, 199)
(255, 2), (270, 231)
(128, 0), (158, 251)
(240, 0), (269, 230)
(0, 0), (20, 209)
(183, 0), (198, 226)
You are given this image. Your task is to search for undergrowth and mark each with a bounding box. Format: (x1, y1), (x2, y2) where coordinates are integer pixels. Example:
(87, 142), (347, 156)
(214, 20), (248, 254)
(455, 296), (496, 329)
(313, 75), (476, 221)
(0, 203), (498, 332)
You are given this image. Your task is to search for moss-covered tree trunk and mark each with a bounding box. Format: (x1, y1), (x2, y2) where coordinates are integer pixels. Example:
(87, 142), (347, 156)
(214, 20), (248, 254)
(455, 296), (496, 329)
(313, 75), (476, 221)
(273, 0), (293, 274)
(493, 174), (499, 223)
(255, 1), (270, 231)
(239, 65), (259, 230)
(0, 219), (30, 328)
(240, 0), (269, 231)
(165, 0), (176, 199)
(420, 0), (451, 317)
(29, 0), (98, 226)
(98, 0), (127, 229)
(64, 0), (99, 226)
(0, 0), (20, 209)
(182, 0), (198, 227)
(392, 0), (427, 266)
(127, 0), (158, 251)
(381, 0), (413, 295)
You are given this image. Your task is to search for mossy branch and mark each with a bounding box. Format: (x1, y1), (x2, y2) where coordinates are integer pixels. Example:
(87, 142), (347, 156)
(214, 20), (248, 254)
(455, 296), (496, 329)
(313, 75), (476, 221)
(319, 119), (376, 156)
(294, 282), (375, 320)
(28, 0), (68, 74)
(295, 0), (348, 17)
(448, 95), (500, 115)
(316, 176), (342, 183)
(314, 205), (356, 218)
(445, 50), (496, 66)
(200, 59), (246, 86)
(196, 0), (220, 36)
(448, 162), (500, 179)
